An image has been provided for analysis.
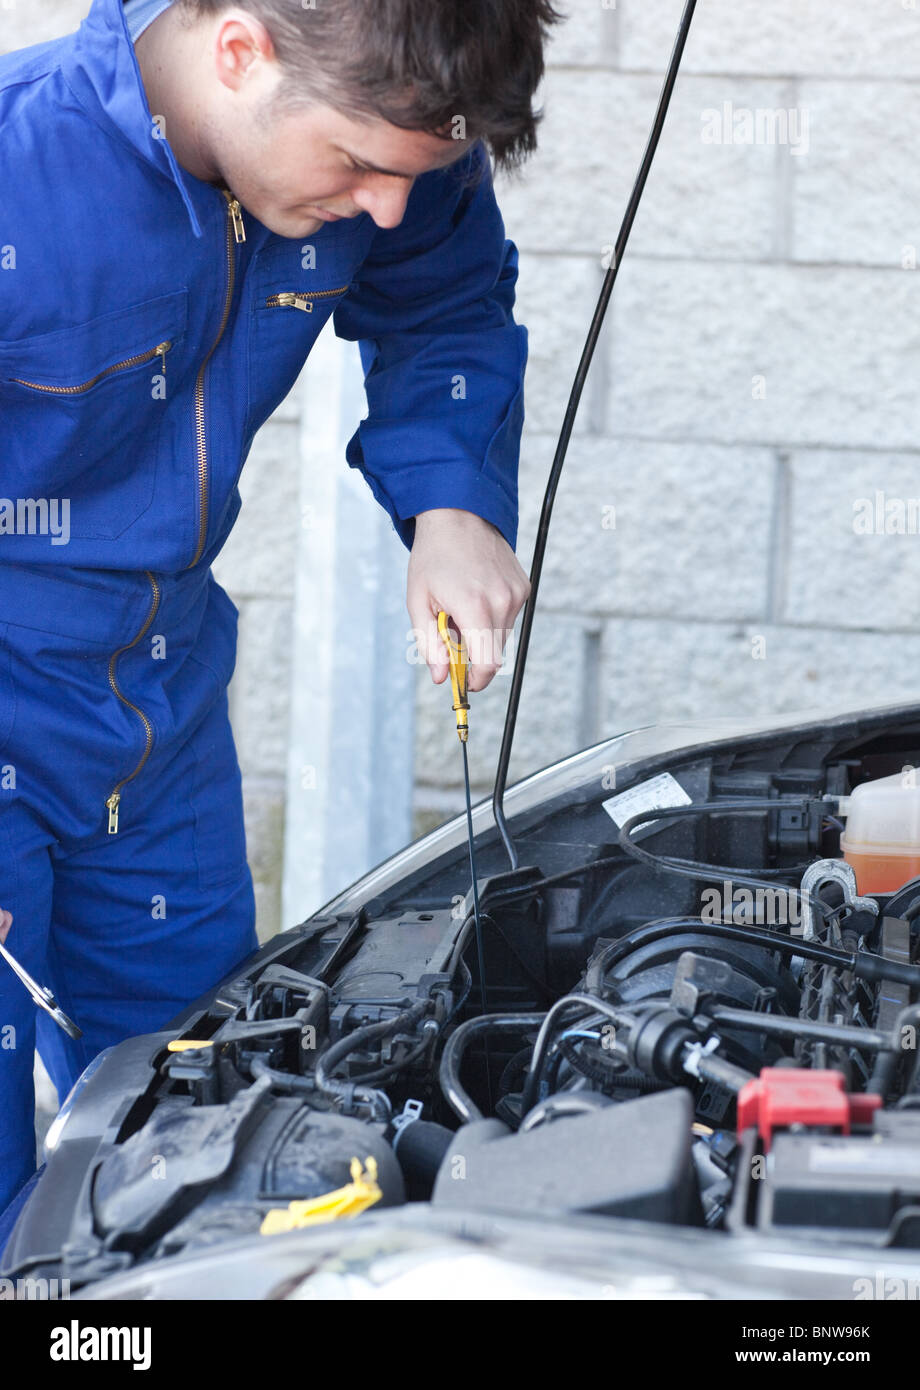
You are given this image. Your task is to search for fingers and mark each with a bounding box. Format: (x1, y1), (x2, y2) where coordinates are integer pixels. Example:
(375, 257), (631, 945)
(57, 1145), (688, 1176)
(460, 572), (530, 691)
(450, 603), (512, 692)
(466, 614), (506, 692)
(407, 591), (449, 685)
(407, 561), (447, 685)
(0, 909), (12, 945)
(417, 587), (530, 693)
(426, 611), (448, 685)
(406, 509), (532, 691)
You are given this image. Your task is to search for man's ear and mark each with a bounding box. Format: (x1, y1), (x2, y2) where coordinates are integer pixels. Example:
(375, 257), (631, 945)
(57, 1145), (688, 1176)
(213, 15), (277, 94)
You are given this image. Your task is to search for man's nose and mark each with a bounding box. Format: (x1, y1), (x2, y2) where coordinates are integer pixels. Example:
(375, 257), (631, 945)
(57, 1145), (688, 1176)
(351, 177), (414, 229)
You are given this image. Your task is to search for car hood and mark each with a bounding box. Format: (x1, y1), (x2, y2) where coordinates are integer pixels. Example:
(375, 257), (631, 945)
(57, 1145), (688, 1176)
(72, 1202), (920, 1302)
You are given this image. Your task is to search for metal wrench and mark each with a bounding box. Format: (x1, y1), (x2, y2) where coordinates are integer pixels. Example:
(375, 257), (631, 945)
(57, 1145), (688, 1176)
(0, 934), (82, 1040)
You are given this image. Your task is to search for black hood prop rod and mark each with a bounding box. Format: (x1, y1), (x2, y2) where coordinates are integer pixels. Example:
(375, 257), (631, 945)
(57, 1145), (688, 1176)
(492, 0), (700, 869)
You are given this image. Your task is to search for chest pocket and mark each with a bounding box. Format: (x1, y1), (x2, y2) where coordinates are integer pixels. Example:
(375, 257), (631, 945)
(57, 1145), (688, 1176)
(0, 289), (188, 540)
(246, 230), (366, 431)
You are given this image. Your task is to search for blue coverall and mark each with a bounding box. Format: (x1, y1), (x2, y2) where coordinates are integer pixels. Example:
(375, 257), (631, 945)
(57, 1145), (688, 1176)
(0, 0), (527, 1212)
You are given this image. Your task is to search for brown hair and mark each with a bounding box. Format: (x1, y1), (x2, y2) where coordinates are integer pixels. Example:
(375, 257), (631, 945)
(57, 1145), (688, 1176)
(176, 0), (563, 169)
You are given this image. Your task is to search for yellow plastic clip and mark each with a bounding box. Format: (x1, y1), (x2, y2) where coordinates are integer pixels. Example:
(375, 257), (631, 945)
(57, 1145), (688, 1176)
(437, 610), (469, 743)
(166, 1039), (214, 1052)
(259, 1156), (383, 1235)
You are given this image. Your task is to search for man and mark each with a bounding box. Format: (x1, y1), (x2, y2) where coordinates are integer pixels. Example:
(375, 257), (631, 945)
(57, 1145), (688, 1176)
(0, 0), (557, 1217)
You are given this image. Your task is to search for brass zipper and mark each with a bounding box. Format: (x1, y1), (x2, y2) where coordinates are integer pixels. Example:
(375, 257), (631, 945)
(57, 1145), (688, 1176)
(11, 340), (172, 394)
(186, 189), (245, 571)
(105, 571), (161, 834)
(266, 288), (349, 313)
(101, 189), (245, 834)
(226, 194), (246, 246)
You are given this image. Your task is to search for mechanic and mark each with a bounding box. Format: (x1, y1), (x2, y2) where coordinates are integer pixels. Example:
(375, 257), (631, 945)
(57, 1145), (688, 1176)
(0, 0), (558, 1218)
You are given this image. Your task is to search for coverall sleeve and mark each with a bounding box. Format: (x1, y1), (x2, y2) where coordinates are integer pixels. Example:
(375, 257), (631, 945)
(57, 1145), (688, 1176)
(333, 141), (528, 553)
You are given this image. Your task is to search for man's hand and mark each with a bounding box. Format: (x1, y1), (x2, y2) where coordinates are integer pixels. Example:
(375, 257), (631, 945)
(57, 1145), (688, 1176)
(0, 909), (12, 945)
(407, 508), (531, 692)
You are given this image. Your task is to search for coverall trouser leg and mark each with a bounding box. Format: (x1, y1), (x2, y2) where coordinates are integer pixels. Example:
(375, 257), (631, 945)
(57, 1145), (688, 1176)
(0, 572), (259, 1213)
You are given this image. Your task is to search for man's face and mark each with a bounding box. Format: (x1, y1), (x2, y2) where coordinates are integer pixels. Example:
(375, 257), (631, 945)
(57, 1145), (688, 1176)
(187, 12), (472, 238)
(209, 99), (471, 239)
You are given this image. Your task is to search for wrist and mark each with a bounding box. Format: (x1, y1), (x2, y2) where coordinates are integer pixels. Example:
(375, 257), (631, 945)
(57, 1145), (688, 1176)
(413, 508), (498, 535)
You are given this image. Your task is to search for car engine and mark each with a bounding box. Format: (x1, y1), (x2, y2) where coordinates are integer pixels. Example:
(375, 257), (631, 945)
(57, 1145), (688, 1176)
(9, 709), (920, 1289)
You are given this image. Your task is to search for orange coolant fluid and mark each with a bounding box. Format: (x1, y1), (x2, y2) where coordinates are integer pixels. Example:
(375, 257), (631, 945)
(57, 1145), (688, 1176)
(841, 772), (920, 893)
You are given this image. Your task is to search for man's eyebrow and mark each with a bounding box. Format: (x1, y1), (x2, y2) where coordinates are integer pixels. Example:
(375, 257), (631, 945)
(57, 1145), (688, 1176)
(338, 143), (466, 177)
(337, 147), (418, 178)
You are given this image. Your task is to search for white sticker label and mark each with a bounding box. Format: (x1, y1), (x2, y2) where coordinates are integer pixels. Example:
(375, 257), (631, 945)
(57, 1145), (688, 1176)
(601, 771), (692, 829)
(807, 1142), (920, 1176)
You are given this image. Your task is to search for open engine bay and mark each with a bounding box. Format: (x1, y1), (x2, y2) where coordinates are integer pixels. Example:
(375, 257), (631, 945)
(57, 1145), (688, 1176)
(11, 703), (920, 1290)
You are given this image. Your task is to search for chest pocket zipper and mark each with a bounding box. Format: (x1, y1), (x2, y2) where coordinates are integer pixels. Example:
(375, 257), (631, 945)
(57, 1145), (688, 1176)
(10, 341), (172, 394)
(265, 288), (349, 312)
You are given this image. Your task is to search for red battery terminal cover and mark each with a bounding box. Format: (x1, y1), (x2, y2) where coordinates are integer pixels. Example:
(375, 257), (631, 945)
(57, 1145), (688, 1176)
(737, 1068), (882, 1152)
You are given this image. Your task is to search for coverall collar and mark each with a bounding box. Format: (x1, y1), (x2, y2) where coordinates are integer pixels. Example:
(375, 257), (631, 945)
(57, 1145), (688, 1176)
(60, 0), (205, 238)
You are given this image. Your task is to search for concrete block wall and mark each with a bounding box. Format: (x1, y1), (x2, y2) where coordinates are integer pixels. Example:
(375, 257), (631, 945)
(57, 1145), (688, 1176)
(212, 405), (300, 939)
(413, 0), (920, 829)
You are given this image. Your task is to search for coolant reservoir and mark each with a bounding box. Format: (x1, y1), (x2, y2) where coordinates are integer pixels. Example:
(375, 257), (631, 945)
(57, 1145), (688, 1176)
(841, 772), (920, 893)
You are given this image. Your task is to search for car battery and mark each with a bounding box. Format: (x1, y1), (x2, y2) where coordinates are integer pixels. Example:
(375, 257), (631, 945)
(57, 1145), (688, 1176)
(756, 1110), (920, 1242)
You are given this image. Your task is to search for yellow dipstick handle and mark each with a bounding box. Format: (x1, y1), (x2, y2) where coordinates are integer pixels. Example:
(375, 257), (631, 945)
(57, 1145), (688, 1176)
(437, 610), (469, 743)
